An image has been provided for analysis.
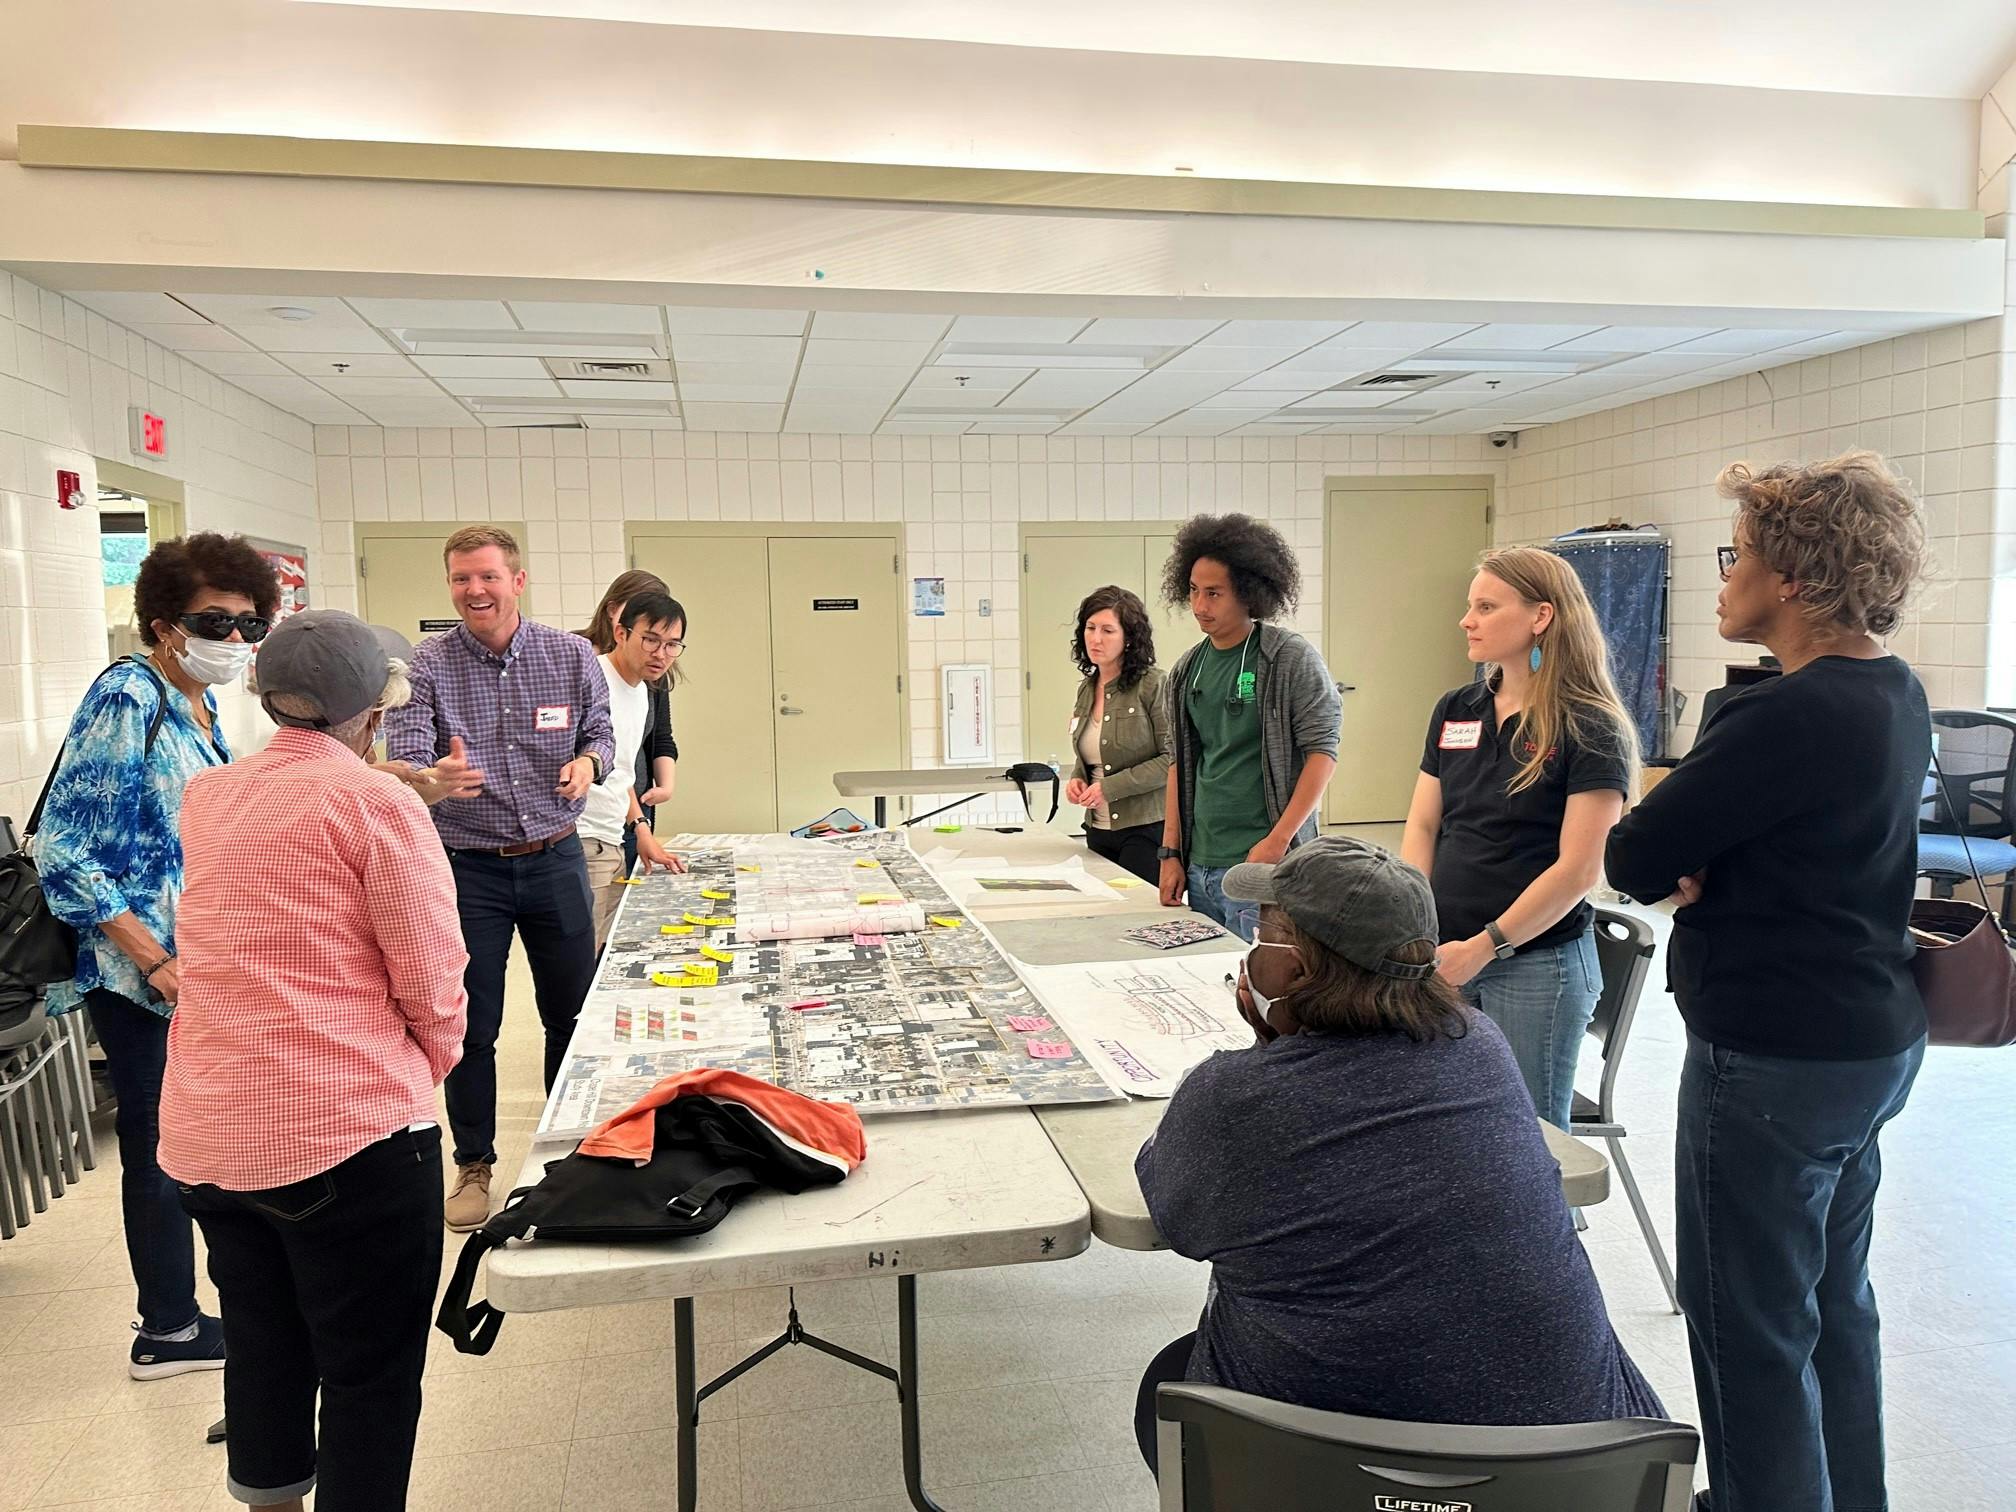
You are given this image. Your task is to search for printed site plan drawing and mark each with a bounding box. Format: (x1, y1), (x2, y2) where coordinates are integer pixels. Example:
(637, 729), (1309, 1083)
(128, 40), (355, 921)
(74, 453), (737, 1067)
(540, 831), (1123, 1136)
(1014, 953), (1256, 1099)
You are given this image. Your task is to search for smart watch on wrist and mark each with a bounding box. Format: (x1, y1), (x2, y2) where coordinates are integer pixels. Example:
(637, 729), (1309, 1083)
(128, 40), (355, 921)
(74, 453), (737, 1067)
(1485, 920), (1517, 960)
(1156, 846), (1181, 860)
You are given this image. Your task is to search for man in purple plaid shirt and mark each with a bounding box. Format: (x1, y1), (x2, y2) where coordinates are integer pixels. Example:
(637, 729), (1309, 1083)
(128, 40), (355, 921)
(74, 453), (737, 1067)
(383, 526), (614, 1231)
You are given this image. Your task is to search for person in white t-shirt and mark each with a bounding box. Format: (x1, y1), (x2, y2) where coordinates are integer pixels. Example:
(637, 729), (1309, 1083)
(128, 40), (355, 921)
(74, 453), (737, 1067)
(580, 591), (685, 946)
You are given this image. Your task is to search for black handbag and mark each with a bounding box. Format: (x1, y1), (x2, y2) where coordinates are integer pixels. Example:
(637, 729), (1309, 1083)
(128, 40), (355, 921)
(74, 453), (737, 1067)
(0, 659), (171, 1013)
(1005, 761), (1061, 823)
(436, 1092), (853, 1354)
(1910, 748), (2016, 1049)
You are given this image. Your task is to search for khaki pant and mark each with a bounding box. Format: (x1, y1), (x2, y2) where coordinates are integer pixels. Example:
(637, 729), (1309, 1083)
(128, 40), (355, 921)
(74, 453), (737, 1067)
(581, 835), (629, 949)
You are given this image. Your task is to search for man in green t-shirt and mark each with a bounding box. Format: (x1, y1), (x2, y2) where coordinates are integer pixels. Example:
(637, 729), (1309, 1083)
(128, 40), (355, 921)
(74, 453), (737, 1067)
(1156, 513), (1342, 940)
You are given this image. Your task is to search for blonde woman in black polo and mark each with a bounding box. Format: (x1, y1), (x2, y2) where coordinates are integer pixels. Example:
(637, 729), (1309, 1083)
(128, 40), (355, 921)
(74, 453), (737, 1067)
(1400, 546), (1638, 1129)
(1063, 586), (1172, 884)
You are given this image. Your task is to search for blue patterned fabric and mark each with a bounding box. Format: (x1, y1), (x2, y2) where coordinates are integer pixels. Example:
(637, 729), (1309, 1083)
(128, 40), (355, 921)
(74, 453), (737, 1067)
(35, 656), (230, 1018)
(1552, 535), (1669, 759)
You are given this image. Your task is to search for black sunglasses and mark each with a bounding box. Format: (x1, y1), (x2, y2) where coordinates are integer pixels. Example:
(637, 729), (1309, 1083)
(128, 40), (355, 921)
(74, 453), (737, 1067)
(178, 610), (272, 644)
(1716, 546), (1738, 581)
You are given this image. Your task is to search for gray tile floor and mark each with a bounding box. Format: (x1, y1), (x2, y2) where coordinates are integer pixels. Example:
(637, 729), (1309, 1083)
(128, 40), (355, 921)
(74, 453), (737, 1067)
(3, 904), (2014, 1509)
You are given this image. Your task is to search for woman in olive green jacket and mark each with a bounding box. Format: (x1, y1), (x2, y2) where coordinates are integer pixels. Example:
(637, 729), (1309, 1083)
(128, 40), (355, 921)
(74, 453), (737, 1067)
(1063, 586), (1173, 883)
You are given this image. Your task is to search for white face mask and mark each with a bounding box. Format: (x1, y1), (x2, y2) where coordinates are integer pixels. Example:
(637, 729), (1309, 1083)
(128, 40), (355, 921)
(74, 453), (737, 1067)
(1244, 939), (1299, 1023)
(175, 631), (258, 686)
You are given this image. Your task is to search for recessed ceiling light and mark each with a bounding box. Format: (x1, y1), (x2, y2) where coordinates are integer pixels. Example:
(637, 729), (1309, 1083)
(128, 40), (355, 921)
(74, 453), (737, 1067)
(268, 306), (317, 322)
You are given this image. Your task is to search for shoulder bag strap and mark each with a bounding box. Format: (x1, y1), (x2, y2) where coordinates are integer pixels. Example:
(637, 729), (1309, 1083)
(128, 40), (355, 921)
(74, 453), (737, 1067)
(1930, 743), (2009, 933)
(24, 659), (166, 840)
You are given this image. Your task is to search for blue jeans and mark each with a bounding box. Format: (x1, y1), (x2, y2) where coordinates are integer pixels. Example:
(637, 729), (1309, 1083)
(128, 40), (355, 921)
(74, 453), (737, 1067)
(1186, 864), (1259, 942)
(1677, 1030), (1924, 1512)
(444, 837), (598, 1167)
(1460, 929), (1598, 1128)
(86, 989), (200, 1336)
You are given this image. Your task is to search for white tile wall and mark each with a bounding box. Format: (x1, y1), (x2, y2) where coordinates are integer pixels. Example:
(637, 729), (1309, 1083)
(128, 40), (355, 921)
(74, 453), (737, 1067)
(310, 426), (1508, 815)
(1497, 314), (2015, 749)
(0, 273), (321, 822)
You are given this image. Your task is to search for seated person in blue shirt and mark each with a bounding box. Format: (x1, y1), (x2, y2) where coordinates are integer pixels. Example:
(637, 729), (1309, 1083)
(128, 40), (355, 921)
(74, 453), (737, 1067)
(1133, 836), (1663, 1473)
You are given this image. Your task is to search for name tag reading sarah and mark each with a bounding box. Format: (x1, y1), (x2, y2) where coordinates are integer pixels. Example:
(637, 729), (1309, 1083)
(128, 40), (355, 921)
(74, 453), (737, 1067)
(534, 705), (573, 732)
(1438, 720), (1483, 750)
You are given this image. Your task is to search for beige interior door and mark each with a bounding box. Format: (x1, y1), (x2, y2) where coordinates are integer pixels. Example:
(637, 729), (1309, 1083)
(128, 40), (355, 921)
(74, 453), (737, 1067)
(632, 535), (779, 834)
(1020, 531), (1177, 834)
(1324, 484), (1489, 823)
(356, 524), (532, 643)
(767, 536), (903, 830)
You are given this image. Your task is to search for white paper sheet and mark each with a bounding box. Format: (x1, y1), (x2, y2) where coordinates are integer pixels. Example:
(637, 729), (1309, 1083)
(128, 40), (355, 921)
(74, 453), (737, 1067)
(1014, 950), (1255, 1098)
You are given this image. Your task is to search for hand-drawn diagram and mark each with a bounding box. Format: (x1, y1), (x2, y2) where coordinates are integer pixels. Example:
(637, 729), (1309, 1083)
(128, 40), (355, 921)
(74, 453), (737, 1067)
(1014, 952), (1256, 1098)
(540, 832), (1122, 1135)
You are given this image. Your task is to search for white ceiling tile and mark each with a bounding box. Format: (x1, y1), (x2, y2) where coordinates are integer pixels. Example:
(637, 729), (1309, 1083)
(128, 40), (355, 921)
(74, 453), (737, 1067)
(1198, 320), (1350, 347)
(947, 315), (1090, 344)
(414, 355), (552, 378)
(274, 352), (420, 378)
(558, 379), (679, 399)
(783, 411), (880, 434)
(439, 378), (566, 398)
(183, 349), (293, 377)
(348, 298), (518, 329)
(672, 361), (802, 386)
(351, 398), (480, 427)
(1588, 353), (1731, 378)
(1231, 368), (1363, 390)
(1319, 322), (1479, 349)
(678, 383), (793, 403)
(1661, 328), (1816, 355)
(808, 312), (951, 341)
(130, 323), (255, 353)
(172, 294), (372, 329)
(1430, 372), (1568, 394)
(1058, 422), (1154, 436)
(801, 338), (935, 368)
(1159, 346), (1306, 374)
(1450, 323), (1604, 349)
(315, 376), (449, 397)
(878, 420), (973, 435)
(663, 306), (808, 336)
(1100, 371), (1237, 403)
(234, 325), (399, 355)
(1005, 370), (1139, 407)
(586, 415), (684, 430)
(475, 414), (574, 429)
(506, 302), (662, 334)
(789, 368), (910, 392)
(73, 293), (210, 326)
(679, 402), (786, 431)
(1546, 326), (1722, 354)
(1074, 318), (1224, 345)
(284, 399), (373, 425)
(231, 376), (340, 404)
(905, 368), (1028, 392)
(1283, 391), (1408, 410)
(671, 335), (803, 365)
(966, 421), (1064, 434)
(789, 389), (901, 411)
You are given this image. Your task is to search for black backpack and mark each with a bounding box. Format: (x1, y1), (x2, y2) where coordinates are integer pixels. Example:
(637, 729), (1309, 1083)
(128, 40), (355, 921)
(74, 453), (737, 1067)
(0, 659), (172, 1023)
(436, 1093), (853, 1354)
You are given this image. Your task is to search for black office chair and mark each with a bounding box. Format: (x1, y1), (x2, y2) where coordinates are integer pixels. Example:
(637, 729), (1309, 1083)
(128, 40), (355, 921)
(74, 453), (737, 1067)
(1573, 909), (1680, 1314)
(1920, 710), (2016, 924)
(1154, 1384), (1699, 1511)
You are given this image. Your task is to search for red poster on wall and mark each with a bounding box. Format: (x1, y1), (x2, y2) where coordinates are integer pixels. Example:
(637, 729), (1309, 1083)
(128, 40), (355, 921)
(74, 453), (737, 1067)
(248, 538), (309, 625)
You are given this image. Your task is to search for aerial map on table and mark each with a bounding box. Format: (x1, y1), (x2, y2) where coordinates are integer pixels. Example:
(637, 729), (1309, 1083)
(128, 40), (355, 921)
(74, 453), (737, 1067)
(539, 831), (1124, 1136)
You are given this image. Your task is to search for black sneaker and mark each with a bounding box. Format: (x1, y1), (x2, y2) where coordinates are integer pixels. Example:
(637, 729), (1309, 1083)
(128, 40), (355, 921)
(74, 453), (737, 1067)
(129, 1314), (227, 1380)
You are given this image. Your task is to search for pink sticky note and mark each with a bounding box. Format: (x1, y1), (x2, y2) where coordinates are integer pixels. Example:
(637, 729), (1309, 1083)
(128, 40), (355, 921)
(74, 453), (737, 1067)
(853, 932), (885, 947)
(1006, 1015), (1053, 1033)
(1027, 1041), (1074, 1060)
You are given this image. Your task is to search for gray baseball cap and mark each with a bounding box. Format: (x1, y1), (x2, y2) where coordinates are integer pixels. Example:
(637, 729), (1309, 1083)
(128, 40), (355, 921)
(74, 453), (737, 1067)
(255, 610), (414, 729)
(1223, 837), (1439, 980)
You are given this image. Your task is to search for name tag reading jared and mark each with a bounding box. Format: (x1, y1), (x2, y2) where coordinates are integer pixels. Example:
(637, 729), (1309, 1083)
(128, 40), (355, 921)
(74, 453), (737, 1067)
(1438, 719), (1483, 750)
(534, 705), (573, 732)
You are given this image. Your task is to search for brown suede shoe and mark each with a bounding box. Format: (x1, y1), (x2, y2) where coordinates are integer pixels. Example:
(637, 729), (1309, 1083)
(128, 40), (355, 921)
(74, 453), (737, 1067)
(444, 1161), (494, 1233)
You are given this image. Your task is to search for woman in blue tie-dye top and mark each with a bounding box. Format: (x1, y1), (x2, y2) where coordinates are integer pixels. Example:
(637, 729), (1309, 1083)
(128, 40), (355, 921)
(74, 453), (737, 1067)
(36, 532), (277, 1379)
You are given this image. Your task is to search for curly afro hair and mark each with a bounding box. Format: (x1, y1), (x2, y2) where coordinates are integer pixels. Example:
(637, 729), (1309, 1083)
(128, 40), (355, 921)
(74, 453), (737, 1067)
(1070, 585), (1157, 690)
(1159, 512), (1301, 623)
(134, 532), (282, 646)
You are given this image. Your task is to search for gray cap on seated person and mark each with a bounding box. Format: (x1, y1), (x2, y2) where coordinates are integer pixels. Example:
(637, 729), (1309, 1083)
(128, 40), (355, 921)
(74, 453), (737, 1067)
(1223, 836), (1440, 980)
(254, 610), (414, 729)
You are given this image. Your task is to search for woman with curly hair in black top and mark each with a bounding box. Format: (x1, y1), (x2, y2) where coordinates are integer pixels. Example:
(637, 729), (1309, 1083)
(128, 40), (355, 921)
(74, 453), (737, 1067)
(1154, 514), (1341, 940)
(1062, 586), (1171, 883)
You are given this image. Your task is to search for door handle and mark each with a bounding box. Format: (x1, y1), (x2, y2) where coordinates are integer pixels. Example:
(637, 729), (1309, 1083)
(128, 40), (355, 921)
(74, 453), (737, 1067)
(779, 706), (805, 716)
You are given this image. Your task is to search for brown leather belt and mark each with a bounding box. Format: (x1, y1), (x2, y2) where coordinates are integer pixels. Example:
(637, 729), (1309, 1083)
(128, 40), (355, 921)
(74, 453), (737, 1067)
(462, 826), (576, 858)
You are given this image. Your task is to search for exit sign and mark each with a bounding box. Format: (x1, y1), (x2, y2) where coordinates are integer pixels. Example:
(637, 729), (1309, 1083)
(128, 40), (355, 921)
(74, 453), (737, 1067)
(128, 408), (170, 460)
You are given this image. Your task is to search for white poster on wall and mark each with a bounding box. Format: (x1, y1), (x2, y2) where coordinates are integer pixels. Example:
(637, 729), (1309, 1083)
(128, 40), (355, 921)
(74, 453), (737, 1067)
(941, 662), (994, 765)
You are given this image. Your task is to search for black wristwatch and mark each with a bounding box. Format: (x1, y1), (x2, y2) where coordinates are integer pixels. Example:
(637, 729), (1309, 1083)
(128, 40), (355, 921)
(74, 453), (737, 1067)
(1156, 845), (1181, 860)
(1485, 920), (1517, 960)
(629, 816), (651, 832)
(583, 752), (604, 782)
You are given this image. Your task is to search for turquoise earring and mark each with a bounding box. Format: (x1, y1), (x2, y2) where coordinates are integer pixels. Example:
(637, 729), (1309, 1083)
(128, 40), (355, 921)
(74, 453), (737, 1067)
(1529, 643), (1544, 672)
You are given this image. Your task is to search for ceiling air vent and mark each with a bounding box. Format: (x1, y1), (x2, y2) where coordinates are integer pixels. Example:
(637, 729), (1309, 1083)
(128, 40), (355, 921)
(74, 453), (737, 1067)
(1358, 372), (1434, 387)
(544, 357), (676, 381)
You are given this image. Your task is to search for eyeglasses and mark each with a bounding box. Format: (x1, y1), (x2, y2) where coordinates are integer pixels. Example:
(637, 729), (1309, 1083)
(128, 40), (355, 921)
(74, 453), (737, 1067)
(638, 633), (685, 656)
(1716, 546), (1738, 582)
(178, 610), (272, 644)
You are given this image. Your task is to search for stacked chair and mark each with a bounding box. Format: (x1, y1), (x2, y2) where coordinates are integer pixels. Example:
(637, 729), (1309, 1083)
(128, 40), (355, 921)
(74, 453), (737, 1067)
(0, 997), (99, 1240)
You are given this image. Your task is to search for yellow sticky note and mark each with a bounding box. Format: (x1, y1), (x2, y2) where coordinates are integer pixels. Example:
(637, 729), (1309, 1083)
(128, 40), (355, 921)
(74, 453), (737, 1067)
(854, 859), (880, 869)
(660, 924), (695, 936)
(700, 945), (733, 964)
(617, 878), (644, 886)
(649, 970), (684, 988)
(928, 915), (963, 929)
(736, 864), (762, 873)
(680, 963), (719, 986)
(1107, 879), (1142, 889)
(693, 915), (735, 927)
(701, 888), (732, 901)
(858, 893), (900, 904)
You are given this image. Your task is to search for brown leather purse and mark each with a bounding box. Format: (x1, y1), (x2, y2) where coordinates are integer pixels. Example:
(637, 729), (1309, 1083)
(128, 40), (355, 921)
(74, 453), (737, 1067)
(1909, 750), (2016, 1049)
